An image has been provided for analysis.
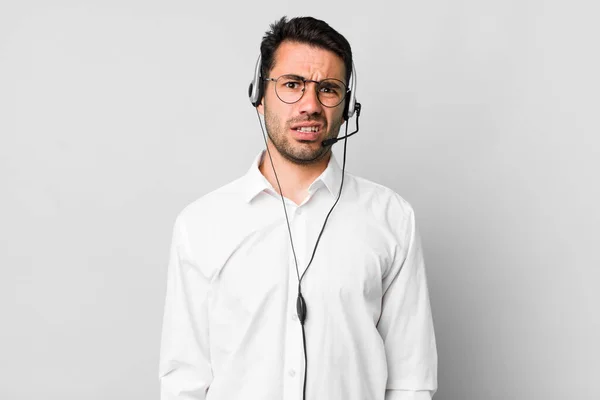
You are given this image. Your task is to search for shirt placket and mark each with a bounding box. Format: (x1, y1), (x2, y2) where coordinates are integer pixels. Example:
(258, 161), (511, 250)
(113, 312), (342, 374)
(282, 201), (308, 400)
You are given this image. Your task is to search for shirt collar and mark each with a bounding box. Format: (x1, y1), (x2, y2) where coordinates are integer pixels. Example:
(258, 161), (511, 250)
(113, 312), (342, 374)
(241, 150), (343, 203)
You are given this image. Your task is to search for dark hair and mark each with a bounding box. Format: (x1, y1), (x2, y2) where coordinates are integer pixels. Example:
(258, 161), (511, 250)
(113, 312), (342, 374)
(260, 16), (353, 85)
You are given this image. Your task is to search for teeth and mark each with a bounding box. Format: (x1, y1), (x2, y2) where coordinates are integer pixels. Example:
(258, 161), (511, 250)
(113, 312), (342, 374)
(296, 126), (319, 132)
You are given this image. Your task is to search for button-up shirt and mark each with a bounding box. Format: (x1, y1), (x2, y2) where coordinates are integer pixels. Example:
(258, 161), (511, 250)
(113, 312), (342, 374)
(159, 151), (437, 400)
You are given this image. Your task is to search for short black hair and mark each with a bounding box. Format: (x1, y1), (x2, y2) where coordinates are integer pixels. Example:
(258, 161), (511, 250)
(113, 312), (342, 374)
(260, 16), (353, 85)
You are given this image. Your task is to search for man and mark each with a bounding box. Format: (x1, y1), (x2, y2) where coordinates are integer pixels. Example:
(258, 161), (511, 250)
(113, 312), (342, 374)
(159, 16), (437, 400)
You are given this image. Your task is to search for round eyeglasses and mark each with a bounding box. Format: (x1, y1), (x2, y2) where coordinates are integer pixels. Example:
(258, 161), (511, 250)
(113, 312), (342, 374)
(263, 74), (348, 108)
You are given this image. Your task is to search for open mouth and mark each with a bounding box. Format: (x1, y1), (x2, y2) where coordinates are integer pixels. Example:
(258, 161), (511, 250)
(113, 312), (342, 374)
(291, 125), (322, 141)
(295, 126), (320, 133)
(293, 125), (321, 133)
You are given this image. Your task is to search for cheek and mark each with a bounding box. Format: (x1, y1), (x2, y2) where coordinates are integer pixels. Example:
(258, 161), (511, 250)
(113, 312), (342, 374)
(265, 103), (291, 130)
(326, 106), (345, 127)
(265, 96), (289, 121)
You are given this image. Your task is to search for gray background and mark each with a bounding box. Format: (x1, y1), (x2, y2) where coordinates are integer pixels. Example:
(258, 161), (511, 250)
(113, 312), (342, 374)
(1, 1), (598, 399)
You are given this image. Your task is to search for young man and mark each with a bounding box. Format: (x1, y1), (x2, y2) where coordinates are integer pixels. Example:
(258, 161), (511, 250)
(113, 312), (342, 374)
(159, 16), (437, 400)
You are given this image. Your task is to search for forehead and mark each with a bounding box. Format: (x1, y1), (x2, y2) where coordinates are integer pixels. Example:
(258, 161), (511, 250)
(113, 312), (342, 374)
(271, 41), (346, 81)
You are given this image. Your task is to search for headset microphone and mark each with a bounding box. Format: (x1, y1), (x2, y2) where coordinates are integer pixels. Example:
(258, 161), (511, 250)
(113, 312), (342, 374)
(321, 103), (362, 147)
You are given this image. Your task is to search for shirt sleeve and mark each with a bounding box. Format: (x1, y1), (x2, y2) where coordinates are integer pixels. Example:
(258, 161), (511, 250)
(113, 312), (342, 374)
(377, 205), (438, 396)
(159, 216), (213, 399)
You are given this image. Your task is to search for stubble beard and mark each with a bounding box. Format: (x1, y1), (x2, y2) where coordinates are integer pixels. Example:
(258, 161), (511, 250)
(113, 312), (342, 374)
(263, 106), (343, 166)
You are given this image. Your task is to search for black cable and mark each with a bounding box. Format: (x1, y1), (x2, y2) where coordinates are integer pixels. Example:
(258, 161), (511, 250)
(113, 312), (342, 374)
(300, 114), (355, 283)
(300, 319), (308, 397)
(256, 110), (357, 400)
(256, 110), (302, 282)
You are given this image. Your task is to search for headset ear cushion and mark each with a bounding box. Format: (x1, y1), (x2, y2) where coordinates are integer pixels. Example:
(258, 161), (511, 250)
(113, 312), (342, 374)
(256, 79), (264, 106)
(249, 79), (264, 108)
(343, 90), (352, 120)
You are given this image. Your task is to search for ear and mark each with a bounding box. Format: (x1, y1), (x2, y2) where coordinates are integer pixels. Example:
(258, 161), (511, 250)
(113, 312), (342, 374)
(257, 100), (264, 115)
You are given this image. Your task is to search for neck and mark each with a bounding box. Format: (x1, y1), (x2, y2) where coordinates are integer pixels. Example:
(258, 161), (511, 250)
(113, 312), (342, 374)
(259, 142), (331, 205)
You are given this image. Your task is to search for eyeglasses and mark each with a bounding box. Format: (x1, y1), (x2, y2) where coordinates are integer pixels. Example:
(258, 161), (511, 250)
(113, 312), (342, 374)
(263, 74), (348, 108)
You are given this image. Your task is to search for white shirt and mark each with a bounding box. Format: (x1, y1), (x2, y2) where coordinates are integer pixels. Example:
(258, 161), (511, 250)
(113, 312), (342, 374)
(159, 151), (437, 400)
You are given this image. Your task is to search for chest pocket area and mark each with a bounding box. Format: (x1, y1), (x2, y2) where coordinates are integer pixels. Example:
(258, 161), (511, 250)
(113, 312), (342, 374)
(302, 219), (393, 322)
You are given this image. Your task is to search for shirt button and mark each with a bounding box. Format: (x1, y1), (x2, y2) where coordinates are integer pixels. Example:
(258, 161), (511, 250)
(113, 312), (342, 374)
(292, 313), (298, 321)
(288, 369), (296, 377)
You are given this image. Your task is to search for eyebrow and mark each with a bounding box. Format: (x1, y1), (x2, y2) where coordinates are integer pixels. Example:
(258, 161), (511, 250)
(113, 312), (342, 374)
(320, 80), (343, 88)
(282, 74), (306, 81)
(281, 74), (345, 85)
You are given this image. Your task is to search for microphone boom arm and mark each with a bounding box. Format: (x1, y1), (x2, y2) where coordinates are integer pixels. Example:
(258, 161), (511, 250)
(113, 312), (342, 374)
(322, 102), (362, 147)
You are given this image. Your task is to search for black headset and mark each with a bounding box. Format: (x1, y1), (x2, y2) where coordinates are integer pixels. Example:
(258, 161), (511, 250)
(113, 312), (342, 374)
(248, 54), (358, 120)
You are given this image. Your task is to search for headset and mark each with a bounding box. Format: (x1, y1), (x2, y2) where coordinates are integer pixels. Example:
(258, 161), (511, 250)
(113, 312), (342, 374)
(248, 54), (359, 121)
(248, 51), (361, 400)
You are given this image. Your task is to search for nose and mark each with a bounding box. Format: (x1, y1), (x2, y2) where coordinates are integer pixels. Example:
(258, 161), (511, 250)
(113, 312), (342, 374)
(297, 82), (323, 116)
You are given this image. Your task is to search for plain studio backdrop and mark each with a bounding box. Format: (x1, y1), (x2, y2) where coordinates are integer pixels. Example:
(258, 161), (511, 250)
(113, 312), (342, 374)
(1, 1), (598, 399)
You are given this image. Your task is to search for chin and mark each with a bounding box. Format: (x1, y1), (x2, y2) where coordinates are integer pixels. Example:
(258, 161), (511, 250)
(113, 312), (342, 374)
(289, 147), (329, 164)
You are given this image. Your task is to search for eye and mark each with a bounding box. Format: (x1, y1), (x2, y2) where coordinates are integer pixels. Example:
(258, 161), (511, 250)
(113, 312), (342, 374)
(319, 86), (337, 94)
(319, 79), (346, 96)
(285, 81), (300, 89)
(319, 83), (342, 96)
(279, 76), (304, 91)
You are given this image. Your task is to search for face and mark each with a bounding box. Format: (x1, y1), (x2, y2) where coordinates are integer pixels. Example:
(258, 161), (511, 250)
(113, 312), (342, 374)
(258, 41), (346, 165)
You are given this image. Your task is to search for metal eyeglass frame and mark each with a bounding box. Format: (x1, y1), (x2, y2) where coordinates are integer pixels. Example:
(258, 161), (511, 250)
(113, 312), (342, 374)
(263, 75), (349, 108)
